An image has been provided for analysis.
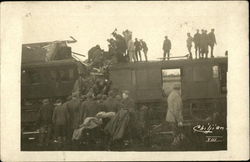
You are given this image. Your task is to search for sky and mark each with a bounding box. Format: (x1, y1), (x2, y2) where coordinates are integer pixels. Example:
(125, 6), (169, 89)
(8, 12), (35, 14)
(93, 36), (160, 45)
(22, 1), (246, 61)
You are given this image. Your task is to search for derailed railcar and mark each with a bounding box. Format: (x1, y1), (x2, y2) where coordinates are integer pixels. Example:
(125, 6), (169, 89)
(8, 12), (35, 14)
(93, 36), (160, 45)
(109, 57), (228, 124)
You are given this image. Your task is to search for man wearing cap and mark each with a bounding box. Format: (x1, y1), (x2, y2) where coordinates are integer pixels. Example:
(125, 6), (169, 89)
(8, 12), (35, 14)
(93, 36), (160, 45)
(104, 90), (121, 113)
(80, 92), (100, 122)
(52, 99), (69, 143)
(166, 84), (183, 145)
(162, 36), (172, 60)
(66, 92), (81, 141)
(37, 99), (54, 146)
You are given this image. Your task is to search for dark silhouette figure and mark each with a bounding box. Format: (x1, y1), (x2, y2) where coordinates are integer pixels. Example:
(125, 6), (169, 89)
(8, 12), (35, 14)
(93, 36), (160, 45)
(163, 36), (171, 60)
(134, 38), (142, 61)
(208, 28), (217, 58)
(193, 29), (201, 59)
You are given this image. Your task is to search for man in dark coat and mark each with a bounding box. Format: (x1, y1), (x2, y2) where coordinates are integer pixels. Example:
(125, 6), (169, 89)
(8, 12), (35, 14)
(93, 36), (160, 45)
(112, 30), (127, 62)
(52, 99), (69, 143)
(66, 92), (81, 141)
(80, 93), (100, 122)
(200, 30), (209, 58)
(208, 28), (217, 58)
(140, 39), (148, 61)
(37, 99), (54, 146)
(88, 45), (101, 63)
(134, 38), (142, 61)
(193, 29), (201, 59)
(163, 36), (172, 60)
(104, 90), (122, 113)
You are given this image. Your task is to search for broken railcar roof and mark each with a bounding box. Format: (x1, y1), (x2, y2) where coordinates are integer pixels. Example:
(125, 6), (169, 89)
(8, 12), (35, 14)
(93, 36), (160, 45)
(21, 59), (77, 69)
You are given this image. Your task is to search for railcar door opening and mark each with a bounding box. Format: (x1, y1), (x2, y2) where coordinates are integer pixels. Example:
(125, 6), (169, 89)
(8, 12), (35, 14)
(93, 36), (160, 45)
(161, 68), (181, 97)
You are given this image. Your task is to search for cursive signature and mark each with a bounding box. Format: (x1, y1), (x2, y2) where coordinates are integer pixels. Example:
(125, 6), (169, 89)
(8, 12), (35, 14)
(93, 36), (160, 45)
(193, 123), (225, 134)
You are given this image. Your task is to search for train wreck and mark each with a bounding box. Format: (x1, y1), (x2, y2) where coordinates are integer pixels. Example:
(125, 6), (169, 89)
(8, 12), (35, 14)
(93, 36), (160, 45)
(21, 29), (228, 151)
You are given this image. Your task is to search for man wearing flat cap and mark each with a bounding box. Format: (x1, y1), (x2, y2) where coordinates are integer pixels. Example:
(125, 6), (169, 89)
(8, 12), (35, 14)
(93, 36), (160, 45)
(162, 36), (172, 60)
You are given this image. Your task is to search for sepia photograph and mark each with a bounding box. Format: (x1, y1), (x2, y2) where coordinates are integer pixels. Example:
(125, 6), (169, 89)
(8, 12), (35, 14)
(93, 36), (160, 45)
(1, 1), (249, 161)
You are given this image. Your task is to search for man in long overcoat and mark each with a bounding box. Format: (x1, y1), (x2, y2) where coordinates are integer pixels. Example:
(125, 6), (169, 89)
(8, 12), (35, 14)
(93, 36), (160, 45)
(166, 84), (183, 145)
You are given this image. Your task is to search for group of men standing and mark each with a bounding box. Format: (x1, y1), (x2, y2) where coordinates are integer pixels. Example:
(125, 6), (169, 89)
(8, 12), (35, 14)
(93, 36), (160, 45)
(162, 28), (217, 60)
(127, 37), (148, 62)
(87, 29), (149, 65)
(36, 89), (139, 149)
(110, 29), (149, 63)
(187, 28), (217, 59)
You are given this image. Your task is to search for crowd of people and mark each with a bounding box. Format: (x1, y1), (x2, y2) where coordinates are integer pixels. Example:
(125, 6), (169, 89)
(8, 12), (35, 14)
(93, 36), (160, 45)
(163, 28), (217, 60)
(36, 89), (149, 150)
(87, 29), (148, 67)
(186, 28), (217, 59)
(87, 28), (218, 64)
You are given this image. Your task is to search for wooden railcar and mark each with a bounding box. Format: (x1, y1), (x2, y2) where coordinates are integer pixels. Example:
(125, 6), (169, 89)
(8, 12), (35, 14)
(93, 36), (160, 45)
(109, 57), (228, 122)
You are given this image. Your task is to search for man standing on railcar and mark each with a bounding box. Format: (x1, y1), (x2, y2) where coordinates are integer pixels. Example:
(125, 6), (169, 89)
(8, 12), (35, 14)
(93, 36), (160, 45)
(163, 36), (172, 60)
(134, 38), (142, 61)
(140, 39), (148, 61)
(186, 33), (193, 59)
(166, 84), (183, 146)
(193, 29), (201, 59)
(208, 28), (217, 58)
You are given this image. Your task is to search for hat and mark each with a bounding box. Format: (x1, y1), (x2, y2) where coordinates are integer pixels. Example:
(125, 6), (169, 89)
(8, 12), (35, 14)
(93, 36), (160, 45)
(72, 92), (79, 98)
(108, 90), (115, 97)
(173, 84), (181, 90)
(102, 94), (107, 100)
(67, 95), (72, 101)
(96, 94), (102, 100)
(55, 99), (62, 104)
(42, 99), (49, 104)
(86, 92), (94, 98)
(122, 90), (130, 95)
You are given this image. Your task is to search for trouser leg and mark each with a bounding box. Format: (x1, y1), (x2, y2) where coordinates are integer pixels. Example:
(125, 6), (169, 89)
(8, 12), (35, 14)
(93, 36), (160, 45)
(135, 50), (139, 61)
(132, 51), (136, 62)
(38, 126), (46, 146)
(138, 51), (142, 61)
(210, 45), (214, 58)
(163, 51), (166, 60)
(144, 51), (148, 61)
(128, 51), (133, 62)
(195, 47), (198, 59)
(45, 125), (52, 145)
(167, 51), (170, 60)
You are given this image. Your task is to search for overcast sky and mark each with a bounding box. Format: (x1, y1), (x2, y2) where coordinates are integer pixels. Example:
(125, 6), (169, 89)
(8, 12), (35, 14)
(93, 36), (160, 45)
(22, 1), (246, 61)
